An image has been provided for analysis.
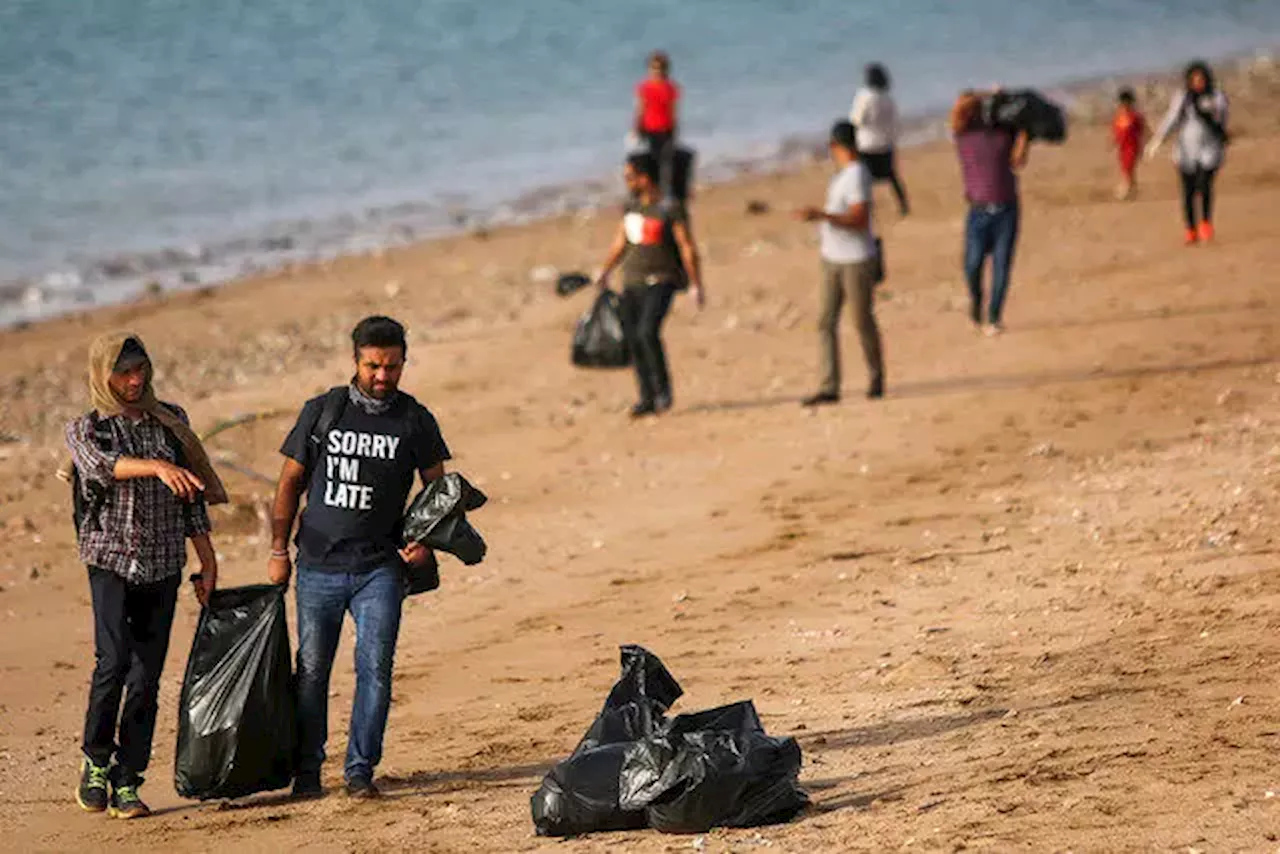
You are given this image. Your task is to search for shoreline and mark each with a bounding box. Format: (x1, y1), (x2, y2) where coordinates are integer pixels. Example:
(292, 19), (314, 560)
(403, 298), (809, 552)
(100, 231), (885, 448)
(4, 48), (1275, 332)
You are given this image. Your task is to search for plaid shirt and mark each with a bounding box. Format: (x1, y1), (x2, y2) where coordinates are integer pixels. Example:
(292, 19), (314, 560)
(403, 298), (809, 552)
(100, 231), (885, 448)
(65, 405), (212, 585)
(955, 128), (1018, 206)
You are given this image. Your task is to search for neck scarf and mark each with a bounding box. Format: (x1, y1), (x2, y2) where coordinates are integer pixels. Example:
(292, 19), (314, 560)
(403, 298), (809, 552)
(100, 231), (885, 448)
(56, 332), (229, 505)
(348, 380), (397, 416)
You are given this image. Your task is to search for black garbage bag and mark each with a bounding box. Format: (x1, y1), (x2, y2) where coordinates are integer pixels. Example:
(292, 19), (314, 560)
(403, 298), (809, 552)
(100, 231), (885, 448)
(983, 89), (1067, 143)
(572, 289), (630, 369)
(174, 584), (295, 800)
(401, 472), (488, 567)
(619, 700), (809, 834)
(531, 646), (683, 837)
(556, 271), (592, 297)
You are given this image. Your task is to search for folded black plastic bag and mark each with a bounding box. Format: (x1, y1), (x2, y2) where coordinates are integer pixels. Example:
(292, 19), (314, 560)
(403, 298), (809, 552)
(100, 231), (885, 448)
(531, 645), (683, 836)
(983, 89), (1067, 143)
(401, 473), (489, 589)
(174, 584), (295, 800)
(572, 289), (630, 369)
(619, 700), (809, 834)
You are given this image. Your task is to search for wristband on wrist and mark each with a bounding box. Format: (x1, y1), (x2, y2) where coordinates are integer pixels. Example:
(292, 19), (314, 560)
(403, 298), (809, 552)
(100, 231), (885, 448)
(271, 549), (289, 558)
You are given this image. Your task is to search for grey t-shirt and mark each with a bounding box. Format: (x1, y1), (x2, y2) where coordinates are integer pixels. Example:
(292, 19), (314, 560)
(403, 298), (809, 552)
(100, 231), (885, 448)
(820, 162), (876, 264)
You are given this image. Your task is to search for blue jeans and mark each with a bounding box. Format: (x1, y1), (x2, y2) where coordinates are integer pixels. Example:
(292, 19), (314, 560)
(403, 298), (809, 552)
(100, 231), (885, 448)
(964, 202), (1020, 325)
(295, 565), (403, 781)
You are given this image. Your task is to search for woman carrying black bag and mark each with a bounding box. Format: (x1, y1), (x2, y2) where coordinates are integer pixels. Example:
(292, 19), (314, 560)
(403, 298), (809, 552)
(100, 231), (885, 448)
(594, 152), (704, 418)
(1147, 60), (1229, 245)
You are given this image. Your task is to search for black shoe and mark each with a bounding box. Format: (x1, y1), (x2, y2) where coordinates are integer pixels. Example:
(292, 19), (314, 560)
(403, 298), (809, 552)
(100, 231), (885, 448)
(630, 400), (657, 418)
(867, 378), (885, 400)
(654, 392), (673, 413)
(107, 782), (151, 820)
(801, 391), (840, 408)
(76, 757), (110, 813)
(345, 775), (380, 800)
(292, 771), (324, 800)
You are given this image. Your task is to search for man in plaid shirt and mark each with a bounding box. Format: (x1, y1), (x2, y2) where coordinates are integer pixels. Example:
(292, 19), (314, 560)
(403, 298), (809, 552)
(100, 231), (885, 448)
(64, 333), (223, 820)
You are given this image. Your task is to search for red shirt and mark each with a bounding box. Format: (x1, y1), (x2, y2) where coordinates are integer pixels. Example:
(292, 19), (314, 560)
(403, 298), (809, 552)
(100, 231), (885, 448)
(1112, 108), (1146, 151)
(637, 78), (679, 133)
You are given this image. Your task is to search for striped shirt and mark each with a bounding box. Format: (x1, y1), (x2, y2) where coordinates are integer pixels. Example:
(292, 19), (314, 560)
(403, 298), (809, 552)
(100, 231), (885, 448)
(65, 405), (211, 585)
(955, 128), (1018, 206)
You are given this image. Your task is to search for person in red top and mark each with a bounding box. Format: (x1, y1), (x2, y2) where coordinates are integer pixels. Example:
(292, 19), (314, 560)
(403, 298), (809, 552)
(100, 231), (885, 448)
(1111, 88), (1147, 200)
(635, 51), (680, 165)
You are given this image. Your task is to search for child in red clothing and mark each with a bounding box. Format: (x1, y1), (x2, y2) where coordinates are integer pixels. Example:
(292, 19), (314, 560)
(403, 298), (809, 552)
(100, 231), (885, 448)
(635, 51), (680, 158)
(1112, 88), (1147, 200)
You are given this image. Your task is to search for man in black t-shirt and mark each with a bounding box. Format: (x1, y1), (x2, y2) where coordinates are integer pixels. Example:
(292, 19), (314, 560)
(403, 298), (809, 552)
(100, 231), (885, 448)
(267, 316), (451, 801)
(596, 152), (704, 418)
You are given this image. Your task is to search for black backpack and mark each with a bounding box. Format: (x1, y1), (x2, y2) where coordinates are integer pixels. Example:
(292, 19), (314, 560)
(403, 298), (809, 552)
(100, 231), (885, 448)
(71, 405), (188, 542)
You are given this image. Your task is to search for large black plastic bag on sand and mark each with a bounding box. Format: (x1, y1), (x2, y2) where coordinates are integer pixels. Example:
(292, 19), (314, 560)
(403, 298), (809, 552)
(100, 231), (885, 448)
(175, 584), (295, 800)
(620, 701), (808, 834)
(531, 646), (808, 837)
(572, 289), (630, 368)
(531, 646), (683, 836)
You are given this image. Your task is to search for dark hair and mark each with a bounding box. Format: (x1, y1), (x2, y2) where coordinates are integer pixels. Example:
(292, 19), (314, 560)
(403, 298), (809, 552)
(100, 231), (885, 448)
(830, 120), (858, 153)
(865, 63), (890, 91)
(352, 315), (407, 356)
(626, 152), (660, 183)
(1184, 60), (1215, 93)
(648, 50), (670, 72)
(1117, 87), (1136, 106)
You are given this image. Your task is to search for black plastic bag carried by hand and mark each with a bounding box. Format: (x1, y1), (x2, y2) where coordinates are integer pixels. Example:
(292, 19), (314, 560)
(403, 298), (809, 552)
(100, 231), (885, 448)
(175, 584), (295, 800)
(619, 701), (809, 834)
(572, 289), (630, 369)
(531, 646), (683, 837)
(402, 472), (488, 567)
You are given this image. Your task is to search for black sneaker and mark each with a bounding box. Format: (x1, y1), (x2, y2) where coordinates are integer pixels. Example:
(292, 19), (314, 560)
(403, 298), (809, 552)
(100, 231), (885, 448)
(629, 400), (657, 419)
(344, 775), (380, 800)
(292, 771), (324, 800)
(108, 783), (151, 820)
(76, 757), (110, 813)
(801, 391), (840, 408)
(867, 378), (885, 400)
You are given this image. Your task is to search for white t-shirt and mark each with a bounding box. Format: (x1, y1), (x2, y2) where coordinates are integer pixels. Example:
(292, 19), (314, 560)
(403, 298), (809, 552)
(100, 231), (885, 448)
(849, 87), (898, 154)
(820, 162), (875, 264)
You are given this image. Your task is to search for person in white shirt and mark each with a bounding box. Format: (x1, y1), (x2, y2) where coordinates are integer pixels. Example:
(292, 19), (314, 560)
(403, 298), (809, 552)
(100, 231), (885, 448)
(850, 63), (909, 216)
(794, 121), (884, 406)
(1146, 60), (1229, 245)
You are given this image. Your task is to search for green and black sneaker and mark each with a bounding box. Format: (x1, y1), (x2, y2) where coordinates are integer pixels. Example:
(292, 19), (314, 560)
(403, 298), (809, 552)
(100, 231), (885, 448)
(76, 758), (110, 813)
(108, 783), (151, 820)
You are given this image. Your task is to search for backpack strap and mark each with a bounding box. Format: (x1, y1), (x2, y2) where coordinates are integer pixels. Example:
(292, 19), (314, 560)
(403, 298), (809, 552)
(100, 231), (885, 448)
(303, 387), (349, 487)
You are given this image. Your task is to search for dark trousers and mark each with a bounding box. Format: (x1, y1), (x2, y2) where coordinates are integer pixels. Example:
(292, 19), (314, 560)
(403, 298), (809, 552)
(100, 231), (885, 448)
(818, 259), (884, 395)
(863, 150), (910, 215)
(1180, 166), (1217, 229)
(964, 202), (1020, 325)
(82, 567), (180, 785)
(618, 282), (677, 405)
(640, 130), (675, 198)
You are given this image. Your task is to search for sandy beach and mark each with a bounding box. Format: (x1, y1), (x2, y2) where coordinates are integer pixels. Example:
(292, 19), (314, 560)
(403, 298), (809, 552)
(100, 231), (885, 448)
(3, 60), (1280, 852)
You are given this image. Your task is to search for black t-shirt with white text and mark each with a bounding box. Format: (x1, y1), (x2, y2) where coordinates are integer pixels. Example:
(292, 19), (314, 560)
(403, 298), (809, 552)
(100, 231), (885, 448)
(281, 392), (451, 573)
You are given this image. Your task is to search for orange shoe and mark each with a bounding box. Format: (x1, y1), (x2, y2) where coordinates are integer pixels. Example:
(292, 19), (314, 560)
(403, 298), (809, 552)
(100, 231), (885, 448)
(1198, 221), (1215, 243)
(1184, 228), (1198, 246)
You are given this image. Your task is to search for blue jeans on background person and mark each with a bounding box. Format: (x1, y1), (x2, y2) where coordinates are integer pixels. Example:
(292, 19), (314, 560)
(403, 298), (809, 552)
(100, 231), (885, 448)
(295, 565), (403, 783)
(964, 202), (1020, 326)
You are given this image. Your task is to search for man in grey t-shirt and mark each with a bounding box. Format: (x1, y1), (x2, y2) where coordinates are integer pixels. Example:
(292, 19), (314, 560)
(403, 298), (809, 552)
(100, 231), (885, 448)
(794, 120), (884, 405)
